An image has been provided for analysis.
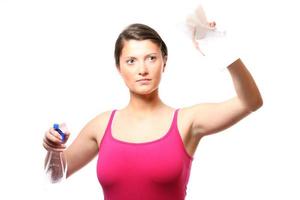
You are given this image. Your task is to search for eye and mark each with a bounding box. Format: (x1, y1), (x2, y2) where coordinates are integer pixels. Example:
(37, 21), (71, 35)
(148, 56), (157, 62)
(126, 58), (135, 65)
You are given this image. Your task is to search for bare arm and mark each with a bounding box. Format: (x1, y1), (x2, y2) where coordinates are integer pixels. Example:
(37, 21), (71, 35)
(63, 119), (99, 178)
(43, 111), (111, 178)
(227, 58), (263, 111)
(186, 58), (263, 137)
(64, 111), (111, 178)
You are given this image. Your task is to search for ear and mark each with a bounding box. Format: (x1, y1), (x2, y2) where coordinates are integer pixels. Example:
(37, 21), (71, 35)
(163, 56), (168, 72)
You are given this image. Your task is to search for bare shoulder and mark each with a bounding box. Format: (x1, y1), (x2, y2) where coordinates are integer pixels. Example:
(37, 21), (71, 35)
(177, 107), (195, 137)
(87, 110), (113, 145)
(64, 110), (113, 177)
(178, 103), (220, 137)
(72, 110), (113, 142)
(178, 106), (194, 123)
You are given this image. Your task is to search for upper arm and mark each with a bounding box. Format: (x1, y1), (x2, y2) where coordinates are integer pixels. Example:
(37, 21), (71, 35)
(64, 111), (111, 178)
(187, 97), (252, 137)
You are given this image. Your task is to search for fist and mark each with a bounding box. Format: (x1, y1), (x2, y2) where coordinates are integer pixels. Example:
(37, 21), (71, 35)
(43, 123), (70, 152)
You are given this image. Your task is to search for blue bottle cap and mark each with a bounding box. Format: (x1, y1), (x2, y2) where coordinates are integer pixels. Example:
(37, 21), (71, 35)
(53, 123), (65, 141)
(53, 123), (59, 130)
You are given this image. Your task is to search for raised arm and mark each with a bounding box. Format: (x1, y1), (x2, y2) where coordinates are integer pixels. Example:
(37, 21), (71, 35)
(184, 58), (263, 137)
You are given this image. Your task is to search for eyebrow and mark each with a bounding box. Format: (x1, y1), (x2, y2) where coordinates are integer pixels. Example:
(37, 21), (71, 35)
(124, 53), (158, 59)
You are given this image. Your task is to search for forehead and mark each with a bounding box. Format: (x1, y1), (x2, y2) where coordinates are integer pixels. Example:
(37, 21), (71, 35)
(121, 39), (160, 57)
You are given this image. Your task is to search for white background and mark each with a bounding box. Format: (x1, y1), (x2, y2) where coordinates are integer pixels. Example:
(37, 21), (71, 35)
(0, 0), (299, 199)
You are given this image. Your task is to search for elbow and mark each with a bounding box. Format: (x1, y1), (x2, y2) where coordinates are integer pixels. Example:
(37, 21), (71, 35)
(250, 96), (263, 112)
(241, 95), (263, 112)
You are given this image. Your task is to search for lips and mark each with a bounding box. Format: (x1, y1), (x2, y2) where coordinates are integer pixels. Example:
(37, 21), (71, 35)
(136, 78), (151, 82)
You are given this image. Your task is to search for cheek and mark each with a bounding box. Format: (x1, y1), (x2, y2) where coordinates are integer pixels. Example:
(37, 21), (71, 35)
(122, 74), (132, 85)
(152, 67), (163, 84)
(120, 69), (135, 85)
(154, 63), (164, 75)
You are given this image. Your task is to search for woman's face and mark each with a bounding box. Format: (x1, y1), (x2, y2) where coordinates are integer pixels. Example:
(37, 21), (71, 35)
(118, 39), (167, 95)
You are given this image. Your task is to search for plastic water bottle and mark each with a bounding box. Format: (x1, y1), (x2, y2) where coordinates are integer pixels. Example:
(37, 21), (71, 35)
(44, 123), (67, 184)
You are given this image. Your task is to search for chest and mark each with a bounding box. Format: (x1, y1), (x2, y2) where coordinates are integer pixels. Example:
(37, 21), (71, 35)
(97, 134), (191, 187)
(111, 117), (172, 143)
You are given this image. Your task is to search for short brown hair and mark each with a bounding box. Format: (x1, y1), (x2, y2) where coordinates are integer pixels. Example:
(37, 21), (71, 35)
(114, 23), (168, 68)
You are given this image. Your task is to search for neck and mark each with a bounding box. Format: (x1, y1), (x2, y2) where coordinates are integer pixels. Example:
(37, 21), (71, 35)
(125, 89), (165, 115)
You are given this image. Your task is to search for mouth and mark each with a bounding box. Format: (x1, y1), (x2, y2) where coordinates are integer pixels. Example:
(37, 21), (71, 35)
(136, 78), (152, 82)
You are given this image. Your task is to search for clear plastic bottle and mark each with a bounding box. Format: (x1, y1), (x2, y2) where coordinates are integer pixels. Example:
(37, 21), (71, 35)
(44, 123), (67, 184)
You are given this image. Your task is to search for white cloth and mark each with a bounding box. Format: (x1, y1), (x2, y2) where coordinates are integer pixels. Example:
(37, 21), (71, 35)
(185, 4), (240, 71)
(199, 32), (240, 71)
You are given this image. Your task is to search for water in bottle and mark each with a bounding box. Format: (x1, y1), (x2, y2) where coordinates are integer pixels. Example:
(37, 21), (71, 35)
(44, 123), (67, 184)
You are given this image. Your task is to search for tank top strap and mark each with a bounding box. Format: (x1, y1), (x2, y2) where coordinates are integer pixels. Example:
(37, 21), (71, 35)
(109, 109), (117, 125)
(169, 108), (180, 131)
(98, 109), (116, 150)
(103, 109), (117, 138)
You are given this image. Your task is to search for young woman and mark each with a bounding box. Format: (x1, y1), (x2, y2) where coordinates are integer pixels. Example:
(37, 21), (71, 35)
(43, 23), (263, 200)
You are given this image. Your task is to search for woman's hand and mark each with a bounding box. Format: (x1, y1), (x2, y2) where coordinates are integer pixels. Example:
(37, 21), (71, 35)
(43, 123), (70, 152)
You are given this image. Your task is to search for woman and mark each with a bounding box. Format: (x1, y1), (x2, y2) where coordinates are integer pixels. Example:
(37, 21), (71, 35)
(43, 23), (263, 199)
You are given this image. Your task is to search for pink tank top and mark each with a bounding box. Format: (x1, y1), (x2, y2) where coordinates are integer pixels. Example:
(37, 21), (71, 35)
(97, 109), (193, 200)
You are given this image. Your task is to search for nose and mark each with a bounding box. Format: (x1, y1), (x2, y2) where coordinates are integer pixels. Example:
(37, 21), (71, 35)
(138, 63), (149, 76)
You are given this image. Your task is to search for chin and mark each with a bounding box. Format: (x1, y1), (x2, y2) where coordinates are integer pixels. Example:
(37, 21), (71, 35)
(132, 87), (158, 95)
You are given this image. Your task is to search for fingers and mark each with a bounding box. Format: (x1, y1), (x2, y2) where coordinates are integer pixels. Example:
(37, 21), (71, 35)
(43, 136), (66, 151)
(43, 140), (65, 152)
(43, 126), (70, 152)
(49, 128), (63, 141)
